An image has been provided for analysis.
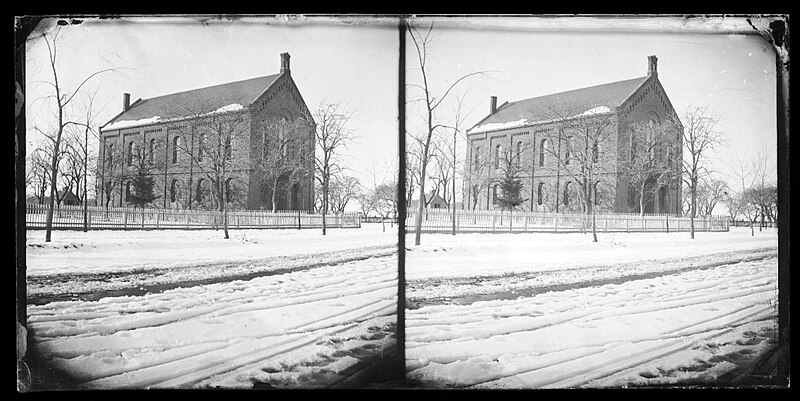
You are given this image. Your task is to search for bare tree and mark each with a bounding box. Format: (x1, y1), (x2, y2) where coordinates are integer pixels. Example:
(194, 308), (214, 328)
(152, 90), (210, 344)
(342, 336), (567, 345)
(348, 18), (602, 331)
(26, 145), (52, 204)
(621, 119), (680, 216)
(407, 22), (488, 245)
(31, 27), (120, 242)
(538, 102), (620, 242)
(327, 174), (361, 213)
(681, 105), (723, 239)
(256, 115), (314, 214)
(695, 174), (729, 216)
(169, 95), (256, 239)
(97, 139), (126, 209)
(314, 102), (354, 235)
(464, 143), (493, 211)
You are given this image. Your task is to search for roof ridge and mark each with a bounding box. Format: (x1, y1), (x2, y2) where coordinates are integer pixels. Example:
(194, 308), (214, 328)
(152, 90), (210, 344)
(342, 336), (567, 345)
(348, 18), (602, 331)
(509, 75), (649, 105)
(136, 74), (281, 104)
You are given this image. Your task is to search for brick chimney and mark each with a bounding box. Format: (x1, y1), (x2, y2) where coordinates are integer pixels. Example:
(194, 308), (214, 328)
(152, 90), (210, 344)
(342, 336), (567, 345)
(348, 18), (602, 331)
(123, 93), (131, 112)
(647, 55), (658, 77)
(280, 53), (291, 74)
(489, 96), (497, 115)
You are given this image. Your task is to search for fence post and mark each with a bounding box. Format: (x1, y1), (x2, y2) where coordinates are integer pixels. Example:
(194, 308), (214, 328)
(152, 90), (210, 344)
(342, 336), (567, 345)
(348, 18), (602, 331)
(87, 212), (91, 229)
(554, 214), (558, 232)
(123, 210), (128, 230)
(186, 213), (190, 229)
(492, 215), (496, 233)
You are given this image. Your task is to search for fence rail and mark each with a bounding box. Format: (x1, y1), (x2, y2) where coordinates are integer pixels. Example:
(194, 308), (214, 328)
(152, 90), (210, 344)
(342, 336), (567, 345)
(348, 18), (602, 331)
(25, 203), (361, 230)
(405, 209), (728, 234)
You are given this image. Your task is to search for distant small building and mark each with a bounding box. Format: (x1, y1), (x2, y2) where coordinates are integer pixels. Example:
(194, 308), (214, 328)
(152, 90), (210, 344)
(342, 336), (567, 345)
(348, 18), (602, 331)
(38, 189), (80, 206)
(409, 191), (449, 211)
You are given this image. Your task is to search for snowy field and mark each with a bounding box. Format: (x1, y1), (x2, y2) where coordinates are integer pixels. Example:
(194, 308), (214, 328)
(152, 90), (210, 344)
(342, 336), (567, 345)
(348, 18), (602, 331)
(405, 228), (780, 388)
(25, 224), (399, 389)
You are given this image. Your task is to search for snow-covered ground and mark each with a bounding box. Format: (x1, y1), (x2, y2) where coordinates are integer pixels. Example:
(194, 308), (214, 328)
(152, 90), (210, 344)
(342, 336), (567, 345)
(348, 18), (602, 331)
(25, 224), (399, 389)
(405, 228), (780, 388)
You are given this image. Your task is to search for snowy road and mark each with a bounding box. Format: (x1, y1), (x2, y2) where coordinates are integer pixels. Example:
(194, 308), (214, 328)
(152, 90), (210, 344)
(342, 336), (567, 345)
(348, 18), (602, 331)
(25, 225), (399, 389)
(405, 228), (779, 388)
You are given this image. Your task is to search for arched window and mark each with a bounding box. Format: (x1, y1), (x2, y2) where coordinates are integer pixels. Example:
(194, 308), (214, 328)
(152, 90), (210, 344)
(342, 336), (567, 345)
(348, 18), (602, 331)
(172, 136), (181, 164)
(125, 181), (132, 201)
(492, 184), (499, 203)
(149, 139), (156, 164)
(196, 179), (205, 203)
(564, 136), (572, 165)
(537, 182), (545, 205)
(198, 133), (205, 162)
(494, 144), (502, 168)
(226, 178), (235, 203)
(539, 139), (548, 167)
(170, 180), (178, 203)
(127, 142), (135, 166)
(563, 182), (571, 206)
(659, 186), (668, 213)
(473, 146), (481, 170)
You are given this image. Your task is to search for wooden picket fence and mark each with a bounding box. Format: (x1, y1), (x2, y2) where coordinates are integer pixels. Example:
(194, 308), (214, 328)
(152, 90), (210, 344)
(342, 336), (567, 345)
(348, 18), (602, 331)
(405, 209), (728, 234)
(25, 203), (361, 230)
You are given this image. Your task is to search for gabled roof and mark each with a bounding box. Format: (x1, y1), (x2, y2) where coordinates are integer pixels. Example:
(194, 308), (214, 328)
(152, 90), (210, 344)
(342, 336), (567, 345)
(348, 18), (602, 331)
(470, 76), (652, 134)
(102, 74), (282, 131)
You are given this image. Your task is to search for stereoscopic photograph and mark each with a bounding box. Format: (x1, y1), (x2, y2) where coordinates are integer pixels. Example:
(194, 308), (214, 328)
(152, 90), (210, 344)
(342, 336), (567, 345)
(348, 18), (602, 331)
(14, 14), (788, 392)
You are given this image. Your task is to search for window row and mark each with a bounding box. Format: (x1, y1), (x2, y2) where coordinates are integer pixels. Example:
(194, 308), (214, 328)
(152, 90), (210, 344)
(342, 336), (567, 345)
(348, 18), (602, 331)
(473, 138), (601, 171)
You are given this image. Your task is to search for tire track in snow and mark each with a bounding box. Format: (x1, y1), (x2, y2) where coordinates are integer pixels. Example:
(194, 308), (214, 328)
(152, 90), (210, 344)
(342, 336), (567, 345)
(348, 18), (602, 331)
(407, 257), (777, 388)
(407, 248), (776, 309)
(27, 245), (397, 304)
(82, 300), (397, 388)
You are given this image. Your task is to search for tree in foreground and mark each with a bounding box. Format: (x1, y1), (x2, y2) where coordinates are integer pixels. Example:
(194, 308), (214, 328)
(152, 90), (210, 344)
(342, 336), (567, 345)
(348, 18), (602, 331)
(314, 102), (354, 235)
(681, 105), (723, 239)
(407, 21), (487, 245)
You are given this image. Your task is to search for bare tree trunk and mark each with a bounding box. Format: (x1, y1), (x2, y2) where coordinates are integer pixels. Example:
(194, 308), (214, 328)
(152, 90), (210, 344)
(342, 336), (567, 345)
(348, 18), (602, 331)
(690, 182), (696, 239)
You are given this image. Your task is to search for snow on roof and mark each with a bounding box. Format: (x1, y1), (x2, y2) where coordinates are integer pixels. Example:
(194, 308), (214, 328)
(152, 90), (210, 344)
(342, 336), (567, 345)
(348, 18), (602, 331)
(103, 103), (246, 131)
(470, 76), (650, 134)
(102, 75), (280, 131)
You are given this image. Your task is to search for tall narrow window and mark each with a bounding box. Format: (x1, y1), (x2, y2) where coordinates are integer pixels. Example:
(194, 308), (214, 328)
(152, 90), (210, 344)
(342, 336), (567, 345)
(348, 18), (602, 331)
(492, 184), (499, 203)
(473, 147), (481, 171)
(149, 139), (156, 164)
(198, 133), (205, 162)
(516, 141), (523, 167)
(172, 136), (181, 164)
(196, 179), (205, 203)
(125, 181), (132, 201)
(226, 178), (235, 203)
(170, 179), (178, 203)
(539, 139), (548, 167)
(107, 144), (114, 168)
(594, 181), (601, 205)
(127, 142), (134, 166)
(563, 182), (571, 206)
(494, 144), (502, 168)
(537, 182), (545, 205)
(592, 142), (599, 163)
(564, 137), (572, 165)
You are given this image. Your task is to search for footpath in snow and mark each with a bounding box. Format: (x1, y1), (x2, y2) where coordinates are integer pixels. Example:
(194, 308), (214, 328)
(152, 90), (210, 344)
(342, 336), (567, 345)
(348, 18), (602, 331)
(405, 228), (780, 388)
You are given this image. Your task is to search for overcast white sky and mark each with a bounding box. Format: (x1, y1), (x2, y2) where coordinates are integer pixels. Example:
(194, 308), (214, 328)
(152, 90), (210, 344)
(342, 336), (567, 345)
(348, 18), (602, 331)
(405, 16), (781, 206)
(25, 16), (399, 209)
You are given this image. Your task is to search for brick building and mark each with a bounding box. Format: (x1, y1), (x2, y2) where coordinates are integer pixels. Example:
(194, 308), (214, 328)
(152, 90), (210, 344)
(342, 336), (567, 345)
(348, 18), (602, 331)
(97, 53), (315, 211)
(463, 55), (683, 214)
